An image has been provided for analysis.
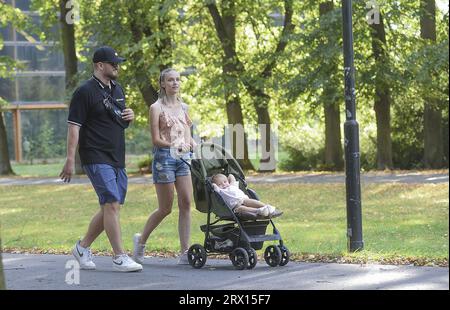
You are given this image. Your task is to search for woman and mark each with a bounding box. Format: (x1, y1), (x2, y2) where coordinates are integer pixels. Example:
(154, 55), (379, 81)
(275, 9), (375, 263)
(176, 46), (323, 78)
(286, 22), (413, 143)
(133, 68), (196, 264)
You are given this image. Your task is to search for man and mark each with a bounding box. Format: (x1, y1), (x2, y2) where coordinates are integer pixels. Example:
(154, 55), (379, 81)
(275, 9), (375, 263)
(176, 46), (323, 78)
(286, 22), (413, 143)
(60, 46), (142, 272)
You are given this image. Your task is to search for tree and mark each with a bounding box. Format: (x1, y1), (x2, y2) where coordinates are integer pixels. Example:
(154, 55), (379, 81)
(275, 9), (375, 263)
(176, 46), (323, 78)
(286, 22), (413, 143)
(370, 12), (393, 169)
(59, 0), (84, 174)
(202, 1), (253, 169)
(0, 111), (13, 175)
(0, 1), (29, 175)
(320, 1), (343, 170)
(206, 0), (295, 171)
(420, 0), (444, 168)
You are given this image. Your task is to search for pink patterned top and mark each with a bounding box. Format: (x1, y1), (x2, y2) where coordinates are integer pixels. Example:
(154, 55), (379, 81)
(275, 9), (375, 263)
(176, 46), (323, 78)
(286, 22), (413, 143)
(158, 101), (193, 145)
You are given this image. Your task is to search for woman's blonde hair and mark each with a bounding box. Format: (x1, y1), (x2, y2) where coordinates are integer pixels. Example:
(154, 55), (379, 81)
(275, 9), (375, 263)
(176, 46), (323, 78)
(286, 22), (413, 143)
(158, 68), (182, 104)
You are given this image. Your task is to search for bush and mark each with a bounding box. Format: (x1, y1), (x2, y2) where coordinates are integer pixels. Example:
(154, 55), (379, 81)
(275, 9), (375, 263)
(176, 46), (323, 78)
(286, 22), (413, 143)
(278, 124), (325, 171)
(279, 145), (325, 171)
(137, 154), (152, 174)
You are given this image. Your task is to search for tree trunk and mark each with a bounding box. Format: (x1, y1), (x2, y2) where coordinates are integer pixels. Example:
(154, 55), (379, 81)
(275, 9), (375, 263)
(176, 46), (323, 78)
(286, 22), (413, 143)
(59, 0), (83, 174)
(0, 232), (6, 290)
(324, 102), (344, 170)
(421, 0), (444, 168)
(320, 1), (344, 171)
(0, 112), (14, 175)
(255, 103), (275, 172)
(370, 13), (393, 170)
(127, 4), (160, 107)
(221, 2), (253, 170)
(424, 104), (443, 167)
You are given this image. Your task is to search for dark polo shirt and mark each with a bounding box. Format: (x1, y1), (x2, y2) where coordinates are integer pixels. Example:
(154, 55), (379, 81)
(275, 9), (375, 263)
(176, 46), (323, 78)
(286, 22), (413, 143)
(68, 75), (127, 168)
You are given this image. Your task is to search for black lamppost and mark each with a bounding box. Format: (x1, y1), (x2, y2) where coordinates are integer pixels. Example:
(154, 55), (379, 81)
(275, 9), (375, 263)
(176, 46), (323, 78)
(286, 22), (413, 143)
(342, 0), (364, 252)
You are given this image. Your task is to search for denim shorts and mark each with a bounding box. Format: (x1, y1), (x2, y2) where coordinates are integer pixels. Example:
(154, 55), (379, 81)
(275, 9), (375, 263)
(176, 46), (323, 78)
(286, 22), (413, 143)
(83, 164), (127, 205)
(152, 147), (191, 184)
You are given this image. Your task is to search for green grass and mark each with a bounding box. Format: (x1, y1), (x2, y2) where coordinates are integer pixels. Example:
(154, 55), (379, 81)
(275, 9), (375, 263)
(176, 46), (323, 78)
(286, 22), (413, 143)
(0, 183), (447, 263)
(10, 155), (148, 177)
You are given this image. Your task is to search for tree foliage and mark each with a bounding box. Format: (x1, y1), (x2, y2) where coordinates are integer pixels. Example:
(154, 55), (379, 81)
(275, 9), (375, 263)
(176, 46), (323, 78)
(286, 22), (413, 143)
(1, 0), (448, 170)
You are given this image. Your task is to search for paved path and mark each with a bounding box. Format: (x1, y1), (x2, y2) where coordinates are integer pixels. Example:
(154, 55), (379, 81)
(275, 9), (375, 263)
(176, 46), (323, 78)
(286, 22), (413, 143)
(0, 172), (448, 186)
(2, 253), (448, 290)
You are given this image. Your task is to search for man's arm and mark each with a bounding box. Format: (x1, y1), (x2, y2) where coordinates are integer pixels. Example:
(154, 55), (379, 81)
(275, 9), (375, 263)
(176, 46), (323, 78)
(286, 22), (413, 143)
(59, 124), (80, 183)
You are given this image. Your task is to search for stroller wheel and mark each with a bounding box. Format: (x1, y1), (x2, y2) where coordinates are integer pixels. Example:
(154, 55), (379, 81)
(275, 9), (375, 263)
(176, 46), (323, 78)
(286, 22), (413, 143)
(229, 247), (249, 270)
(188, 244), (207, 269)
(246, 247), (258, 269)
(264, 245), (282, 267)
(278, 245), (290, 266)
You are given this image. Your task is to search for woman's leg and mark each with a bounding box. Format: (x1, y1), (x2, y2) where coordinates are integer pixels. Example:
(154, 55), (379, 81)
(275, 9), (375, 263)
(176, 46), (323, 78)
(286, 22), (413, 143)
(139, 183), (175, 244)
(174, 175), (192, 253)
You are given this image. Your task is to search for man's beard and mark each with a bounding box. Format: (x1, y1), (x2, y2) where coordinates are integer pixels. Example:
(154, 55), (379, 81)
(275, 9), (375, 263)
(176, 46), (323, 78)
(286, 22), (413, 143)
(105, 71), (118, 80)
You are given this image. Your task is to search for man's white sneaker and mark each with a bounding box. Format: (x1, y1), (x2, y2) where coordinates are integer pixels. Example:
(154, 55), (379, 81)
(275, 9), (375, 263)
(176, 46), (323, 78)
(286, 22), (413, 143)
(112, 254), (143, 272)
(133, 233), (146, 264)
(177, 250), (189, 265)
(72, 240), (96, 270)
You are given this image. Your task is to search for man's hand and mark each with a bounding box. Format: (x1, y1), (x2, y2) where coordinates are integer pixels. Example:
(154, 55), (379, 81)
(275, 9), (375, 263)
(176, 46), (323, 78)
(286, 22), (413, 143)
(121, 108), (135, 122)
(60, 158), (75, 183)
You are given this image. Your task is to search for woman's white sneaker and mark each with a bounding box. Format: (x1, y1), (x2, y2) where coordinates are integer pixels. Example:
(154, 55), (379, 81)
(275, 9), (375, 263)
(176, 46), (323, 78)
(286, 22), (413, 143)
(72, 240), (96, 270)
(177, 250), (190, 265)
(133, 233), (145, 264)
(112, 254), (143, 272)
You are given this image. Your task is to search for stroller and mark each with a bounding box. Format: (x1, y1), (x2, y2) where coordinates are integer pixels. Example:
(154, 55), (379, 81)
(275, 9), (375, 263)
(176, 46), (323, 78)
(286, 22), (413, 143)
(183, 143), (290, 270)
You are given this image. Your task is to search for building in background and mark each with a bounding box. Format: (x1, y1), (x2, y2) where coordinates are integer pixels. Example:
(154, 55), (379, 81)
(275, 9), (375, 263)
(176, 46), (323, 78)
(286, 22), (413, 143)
(0, 0), (68, 162)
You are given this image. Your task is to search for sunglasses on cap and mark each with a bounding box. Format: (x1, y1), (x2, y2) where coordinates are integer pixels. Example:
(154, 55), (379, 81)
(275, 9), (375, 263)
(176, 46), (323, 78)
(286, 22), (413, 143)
(103, 62), (119, 69)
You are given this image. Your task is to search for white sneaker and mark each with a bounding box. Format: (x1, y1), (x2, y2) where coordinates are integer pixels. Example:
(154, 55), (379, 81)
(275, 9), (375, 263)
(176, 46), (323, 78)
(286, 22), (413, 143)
(177, 250), (189, 265)
(112, 254), (143, 272)
(133, 233), (146, 264)
(72, 240), (96, 270)
(266, 205), (276, 214)
(257, 206), (270, 217)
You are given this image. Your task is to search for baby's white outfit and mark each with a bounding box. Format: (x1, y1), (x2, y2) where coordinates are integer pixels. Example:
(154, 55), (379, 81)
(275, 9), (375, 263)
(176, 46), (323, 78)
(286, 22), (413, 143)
(213, 181), (249, 210)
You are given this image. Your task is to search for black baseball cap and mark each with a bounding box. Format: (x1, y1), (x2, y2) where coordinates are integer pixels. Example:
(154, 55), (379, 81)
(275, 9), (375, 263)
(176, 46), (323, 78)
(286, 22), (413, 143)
(92, 46), (126, 63)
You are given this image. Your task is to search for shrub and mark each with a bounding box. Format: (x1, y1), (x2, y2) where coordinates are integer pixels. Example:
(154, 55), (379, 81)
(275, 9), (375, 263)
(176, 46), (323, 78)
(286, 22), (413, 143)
(137, 154), (152, 174)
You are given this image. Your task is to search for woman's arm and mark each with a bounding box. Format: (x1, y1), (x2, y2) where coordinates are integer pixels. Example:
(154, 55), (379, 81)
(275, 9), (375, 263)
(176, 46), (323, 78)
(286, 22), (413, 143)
(150, 103), (171, 148)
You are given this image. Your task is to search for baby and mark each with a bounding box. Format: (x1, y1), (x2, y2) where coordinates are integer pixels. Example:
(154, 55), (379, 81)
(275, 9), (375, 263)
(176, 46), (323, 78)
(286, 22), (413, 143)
(211, 173), (282, 219)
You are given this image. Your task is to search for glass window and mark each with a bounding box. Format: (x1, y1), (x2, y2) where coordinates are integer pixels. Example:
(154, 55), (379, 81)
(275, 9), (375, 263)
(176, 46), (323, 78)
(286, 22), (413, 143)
(13, 0), (31, 11)
(14, 45), (65, 71)
(0, 46), (15, 58)
(16, 76), (66, 101)
(0, 78), (16, 102)
(0, 25), (14, 41)
(3, 111), (15, 160)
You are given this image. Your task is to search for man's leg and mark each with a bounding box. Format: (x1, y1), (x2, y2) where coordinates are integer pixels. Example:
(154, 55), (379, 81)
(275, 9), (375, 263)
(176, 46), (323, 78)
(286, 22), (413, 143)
(79, 208), (104, 248)
(103, 201), (125, 255)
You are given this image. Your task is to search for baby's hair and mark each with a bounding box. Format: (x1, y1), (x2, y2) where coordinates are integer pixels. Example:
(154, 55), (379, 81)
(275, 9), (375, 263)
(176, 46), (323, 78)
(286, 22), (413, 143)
(211, 173), (226, 184)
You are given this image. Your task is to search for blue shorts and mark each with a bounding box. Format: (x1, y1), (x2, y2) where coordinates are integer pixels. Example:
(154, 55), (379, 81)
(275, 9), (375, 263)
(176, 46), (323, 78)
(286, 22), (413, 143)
(152, 147), (191, 184)
(83, 164), (127, 205)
